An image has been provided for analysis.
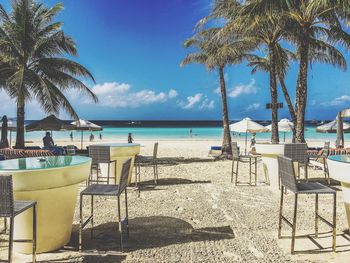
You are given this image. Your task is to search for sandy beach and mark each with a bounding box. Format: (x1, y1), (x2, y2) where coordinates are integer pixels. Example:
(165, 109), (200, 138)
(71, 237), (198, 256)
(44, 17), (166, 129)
(1, 139), (350, 262)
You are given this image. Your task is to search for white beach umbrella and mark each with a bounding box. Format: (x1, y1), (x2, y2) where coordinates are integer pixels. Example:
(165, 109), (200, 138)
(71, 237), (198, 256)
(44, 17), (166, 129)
(229, 117), (268, 154)
(71, 119), (103, 149)
(0, 119), (17, 147)
(265, 118), (294, 142)
(316, 120), (350, 133)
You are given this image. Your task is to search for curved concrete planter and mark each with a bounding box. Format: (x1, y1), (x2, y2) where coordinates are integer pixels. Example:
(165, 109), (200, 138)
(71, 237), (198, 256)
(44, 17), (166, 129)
(0, 156), (91, 254)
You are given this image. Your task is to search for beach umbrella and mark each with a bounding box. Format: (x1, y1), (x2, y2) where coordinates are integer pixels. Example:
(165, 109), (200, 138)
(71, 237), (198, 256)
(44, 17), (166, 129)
(265, 118), (294, 142)
(0, 118), (16, 147)
(26, 114), (76, 132)
(71, 119), (102, 149)
(0, 116), (9, 148)
(229, 117), (269, 154)
(316, 119), (350, 133)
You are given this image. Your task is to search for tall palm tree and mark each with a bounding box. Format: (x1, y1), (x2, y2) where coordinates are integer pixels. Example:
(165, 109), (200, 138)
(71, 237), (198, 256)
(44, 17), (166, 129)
(248, 45), (297, 140)
(0, 0), (97, 147)
(181, 28), (255, 155)
(243, 0), (350, 142)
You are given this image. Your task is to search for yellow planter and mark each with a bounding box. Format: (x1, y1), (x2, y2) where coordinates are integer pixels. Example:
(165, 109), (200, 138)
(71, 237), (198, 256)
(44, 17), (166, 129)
(0, 156), (91, 254)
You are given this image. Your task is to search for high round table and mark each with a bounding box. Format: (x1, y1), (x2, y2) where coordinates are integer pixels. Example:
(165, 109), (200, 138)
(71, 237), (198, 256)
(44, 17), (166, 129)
(0, 155), (91, 254)
(92, 143), (140, 184)
(328, 155), (350, 230)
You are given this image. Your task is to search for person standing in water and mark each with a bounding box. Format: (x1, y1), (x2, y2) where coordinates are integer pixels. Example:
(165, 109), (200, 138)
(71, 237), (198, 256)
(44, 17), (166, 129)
(128, 133), (133, 143)
(189, 128), (193, 138)
(99, 133), (102, 140)
(70, 132), (73, 141)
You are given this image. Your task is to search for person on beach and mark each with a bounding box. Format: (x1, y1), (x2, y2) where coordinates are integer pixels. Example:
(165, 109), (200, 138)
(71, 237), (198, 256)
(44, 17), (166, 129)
(128, 133), (133, 143)
(189, 128), (193, 138)
(99, 133), (102, 140)
(43, 132), (54, 147)
(250, 133), (256, 148)
(89, 133), (94, 142)
(70, 132), (73, 141)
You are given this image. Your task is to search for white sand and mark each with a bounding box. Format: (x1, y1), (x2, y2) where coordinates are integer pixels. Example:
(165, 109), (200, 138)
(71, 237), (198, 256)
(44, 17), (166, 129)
(1, 139), (350, 262)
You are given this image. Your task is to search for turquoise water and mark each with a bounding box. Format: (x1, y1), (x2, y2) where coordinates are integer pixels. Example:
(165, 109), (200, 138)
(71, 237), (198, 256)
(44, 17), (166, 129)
(12, 125), (349, 144)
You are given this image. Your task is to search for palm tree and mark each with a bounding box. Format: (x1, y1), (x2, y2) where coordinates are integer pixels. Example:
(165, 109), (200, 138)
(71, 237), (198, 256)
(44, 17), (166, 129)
(248, 45), (297, 141)
(0, 0), (97, 147)
(243, 0), (350, 142)
(181, 28), (255, 155)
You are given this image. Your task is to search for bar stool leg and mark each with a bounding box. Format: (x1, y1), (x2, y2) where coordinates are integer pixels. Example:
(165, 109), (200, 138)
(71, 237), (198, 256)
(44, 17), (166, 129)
(333, 193), (337, 252)
(79, 195), (83, 252)
(117, 196), (123, 250)
(278, 186), (284, 239)
(8, 217), (14, 263)
(125, 190), (129, 237)
(315, 194), (318, 238)
(231, 159), (235, 183)
(249, 158), (252, 185)
(291, 194), (298, 254)
(235, 160), (239, 186)
(33, 205), (36, 263)
(90, 195), (94, 239)
(255, 157), (257, 186)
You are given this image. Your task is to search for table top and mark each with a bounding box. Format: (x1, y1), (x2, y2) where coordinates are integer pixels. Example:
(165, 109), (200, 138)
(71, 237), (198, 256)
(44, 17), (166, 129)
(89, 143), (140, 147)
(328, 155), (350, 164)
(0, 156), (91, 171)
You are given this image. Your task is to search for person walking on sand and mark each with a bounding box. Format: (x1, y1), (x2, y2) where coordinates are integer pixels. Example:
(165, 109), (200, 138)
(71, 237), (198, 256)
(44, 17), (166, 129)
(189, 128), (193, 138)
(70, 132), (73, 141)
(89, 133), (94, 142)
(99, 133), (102, 140)
(128, 133), (133, 143)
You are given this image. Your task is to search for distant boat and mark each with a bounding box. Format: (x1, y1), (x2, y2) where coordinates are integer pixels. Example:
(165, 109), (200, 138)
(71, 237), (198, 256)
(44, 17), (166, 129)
(127, 121), (141, 125)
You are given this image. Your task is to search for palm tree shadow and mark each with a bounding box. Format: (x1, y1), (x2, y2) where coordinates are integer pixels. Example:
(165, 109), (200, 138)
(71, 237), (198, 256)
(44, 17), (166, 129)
(70, 216), (234, 253)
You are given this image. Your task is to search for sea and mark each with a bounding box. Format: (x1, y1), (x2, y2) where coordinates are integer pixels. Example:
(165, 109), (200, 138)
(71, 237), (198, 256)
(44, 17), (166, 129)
(15, 120), (348, 144)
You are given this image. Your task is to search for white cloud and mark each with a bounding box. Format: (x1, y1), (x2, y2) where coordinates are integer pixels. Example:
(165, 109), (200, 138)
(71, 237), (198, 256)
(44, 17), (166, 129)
(178, 93), (203, 109)
(178, 93), (215, 110)
(200, 97), (215, 110)
(246, 103), (260, 111)
(228, 79), (257, 98)
(321, 95), (350, 106)
(89, 82), (178, 108)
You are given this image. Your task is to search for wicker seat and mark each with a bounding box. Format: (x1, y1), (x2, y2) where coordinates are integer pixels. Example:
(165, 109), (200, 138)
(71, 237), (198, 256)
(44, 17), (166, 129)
(231, 142), (268, 186)
(309, 142), (330, 184)
(88, 145), (116, 184)
(277, 155), (336, 254)
(135, 142), (159, 185)
(0, 175), (37, 262)
(283, 143), (308, 183)
(79, 158), (132, 252)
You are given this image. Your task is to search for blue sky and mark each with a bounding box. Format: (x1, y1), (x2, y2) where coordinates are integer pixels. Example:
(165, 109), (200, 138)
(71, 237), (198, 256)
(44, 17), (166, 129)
(1, 0), (350, 120)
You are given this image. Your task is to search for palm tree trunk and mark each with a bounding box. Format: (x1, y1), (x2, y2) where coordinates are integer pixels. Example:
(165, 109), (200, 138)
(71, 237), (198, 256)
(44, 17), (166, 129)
(268, 45), (279, 144)
(15, 99), (25, 148)
(295, 35), (309, 143)
(278, 74), (296, 142)
(218, 66), (232, 155)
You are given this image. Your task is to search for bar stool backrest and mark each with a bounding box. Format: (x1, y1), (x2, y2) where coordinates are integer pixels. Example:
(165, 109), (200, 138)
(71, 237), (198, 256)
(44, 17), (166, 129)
(118, 158), (132, 195)
(231, 142), (239, 159)
(0, 175), (14, 217)
(322, 141), (330, 157)
(153, 143), (159, 160)
(284, 143), (308, 163)
(278, 155), (298, 193)
(88, 145), (111, 164)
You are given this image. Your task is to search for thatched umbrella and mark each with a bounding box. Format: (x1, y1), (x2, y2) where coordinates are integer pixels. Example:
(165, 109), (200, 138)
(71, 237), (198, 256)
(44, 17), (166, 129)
(26, 114), (76, 132)
(71, 119), (102, 149)
(0, 115), (9, 148)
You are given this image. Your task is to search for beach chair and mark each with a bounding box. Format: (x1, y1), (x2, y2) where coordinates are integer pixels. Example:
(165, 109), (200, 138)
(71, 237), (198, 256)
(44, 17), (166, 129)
(0, 175), (37, 262)
(277, 155), (336, 254)
(231, 142), (268, 186)
(308, 142), (330, 184)
(135, 142), (159, 185)
(88, 145), (117, 185)
(79, 159), (131, 252)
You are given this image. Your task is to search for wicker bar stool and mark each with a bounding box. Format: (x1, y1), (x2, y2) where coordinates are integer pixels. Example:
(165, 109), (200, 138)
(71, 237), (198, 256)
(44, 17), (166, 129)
(135, 142), (159, 185)
(79, 158), (132, 252)
(88, 145), (116, 184)
(0, 175), (37, 262)
(309, 142), (331, 184)
(277, 155), (336, 254)
(231, 142), (267, 186)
